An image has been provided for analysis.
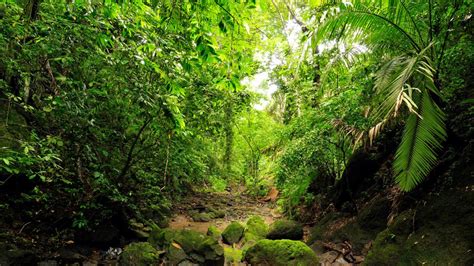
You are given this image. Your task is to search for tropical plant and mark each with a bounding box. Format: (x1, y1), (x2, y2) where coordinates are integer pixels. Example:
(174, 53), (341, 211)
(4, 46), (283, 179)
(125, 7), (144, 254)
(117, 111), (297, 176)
(313, 0), (464, 191)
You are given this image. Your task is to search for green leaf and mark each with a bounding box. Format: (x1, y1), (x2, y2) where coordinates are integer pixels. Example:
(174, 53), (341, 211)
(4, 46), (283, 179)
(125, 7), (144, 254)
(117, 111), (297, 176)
(2, 158), (10, 165)
(394, 89), (447, 191)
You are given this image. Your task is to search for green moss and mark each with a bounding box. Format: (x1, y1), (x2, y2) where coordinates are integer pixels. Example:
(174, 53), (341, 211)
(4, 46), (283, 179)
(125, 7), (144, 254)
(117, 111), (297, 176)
(243, 216), (268, 244)
(207, 225), (222, 240)
(210, 209), (226, 218)
(120, 242), (160, 265)
(222, 222), (244, 244)
(224, 247), (243, 263)
(148, 228), (224, 264)
(243, 239), (318, 266)
(246, 216), (268, 238)
(166, 245), (187, 264)
(267, 220), (303, 240)
(148, 228), (176, 248)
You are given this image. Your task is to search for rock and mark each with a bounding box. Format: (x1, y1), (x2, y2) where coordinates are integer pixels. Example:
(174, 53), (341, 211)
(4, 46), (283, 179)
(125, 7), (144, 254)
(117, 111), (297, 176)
(210, 210), (226, 219)
(38, 260), (58, 266)
(0, 244), (38, 265)
(148, 228), (176, 248)
(267, 220), (303, 240)
(129, 219), (151, 240)
(178, 260), (199, 266)
(207, 226), (221, 240)
(120, 242), (160, 265)
(57, 248), (88, 263)
(243, 239), (318, 266)
(131, 228), (150, 240)
(222, 222), (244, 244)
(191, 212), (212, 222)
(173, 229), (224, 264)
(167, 244), (188, 264)
(148, 228), (224, 265)
(243, 216), (268, 243)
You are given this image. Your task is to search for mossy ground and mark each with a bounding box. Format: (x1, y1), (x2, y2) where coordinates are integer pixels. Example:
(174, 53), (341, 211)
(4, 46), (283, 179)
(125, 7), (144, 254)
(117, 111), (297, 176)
(365, 190), (474, 265)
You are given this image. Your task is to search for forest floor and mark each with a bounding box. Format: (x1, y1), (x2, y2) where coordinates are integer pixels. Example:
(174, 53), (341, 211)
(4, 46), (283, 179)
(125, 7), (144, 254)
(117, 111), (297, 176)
(169, 189), (281, 233)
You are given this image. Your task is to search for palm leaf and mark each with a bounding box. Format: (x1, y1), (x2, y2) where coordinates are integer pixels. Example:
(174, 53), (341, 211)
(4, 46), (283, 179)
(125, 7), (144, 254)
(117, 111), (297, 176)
(394, 88), (446, 191)
(315, 2), (423, 54)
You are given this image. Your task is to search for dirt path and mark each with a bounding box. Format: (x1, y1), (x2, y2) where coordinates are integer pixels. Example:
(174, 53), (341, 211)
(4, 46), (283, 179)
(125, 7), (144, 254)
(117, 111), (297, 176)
(169, 190), (281, 233)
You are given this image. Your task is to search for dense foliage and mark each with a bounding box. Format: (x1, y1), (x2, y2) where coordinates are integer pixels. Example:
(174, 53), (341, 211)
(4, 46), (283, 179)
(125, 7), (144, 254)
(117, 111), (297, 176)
(0, 0), (259, 229)
(0, 0), (472, 243)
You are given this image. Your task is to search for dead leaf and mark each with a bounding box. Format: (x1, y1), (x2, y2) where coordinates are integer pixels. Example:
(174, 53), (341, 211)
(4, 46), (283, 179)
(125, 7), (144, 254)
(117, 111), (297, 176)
(263, 187), (279, 202)
(172, 242), (182, 249)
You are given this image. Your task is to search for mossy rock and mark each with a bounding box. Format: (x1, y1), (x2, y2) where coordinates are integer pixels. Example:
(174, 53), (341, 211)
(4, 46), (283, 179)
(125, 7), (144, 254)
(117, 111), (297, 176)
(207, 225), (221, 240)
(167, 244), (188, 265)
(191, 212), (213, 222)
(245, 216), (268, 239)
(267, 220), (303, 240)
(222, 222), (244, 244)
(120, 242), (160, 266)
(243, 239), (318, 266)
(210, 210), (226, 219)
(149, 228), (224, 265)
(148, 227), (176, 248)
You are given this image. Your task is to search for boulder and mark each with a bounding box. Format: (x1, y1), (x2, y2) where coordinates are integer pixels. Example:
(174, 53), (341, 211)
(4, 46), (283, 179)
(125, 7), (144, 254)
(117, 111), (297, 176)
(243, 239), (318, 266)
(148, 228), (176, 248)
(148, 228), (224, 265)
(243, 216), (268, 243)
(120, 242), (160, 265)
(222, 222), (244, 244)
(267, 220), (303, 240)
(173, 229), (224, 265)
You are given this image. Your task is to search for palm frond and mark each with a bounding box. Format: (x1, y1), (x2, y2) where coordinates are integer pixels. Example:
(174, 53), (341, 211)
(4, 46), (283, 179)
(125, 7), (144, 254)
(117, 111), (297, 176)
(394, 88), (446, 191)
(315, 2), (422, 54)
(373, 45), (435, 123)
